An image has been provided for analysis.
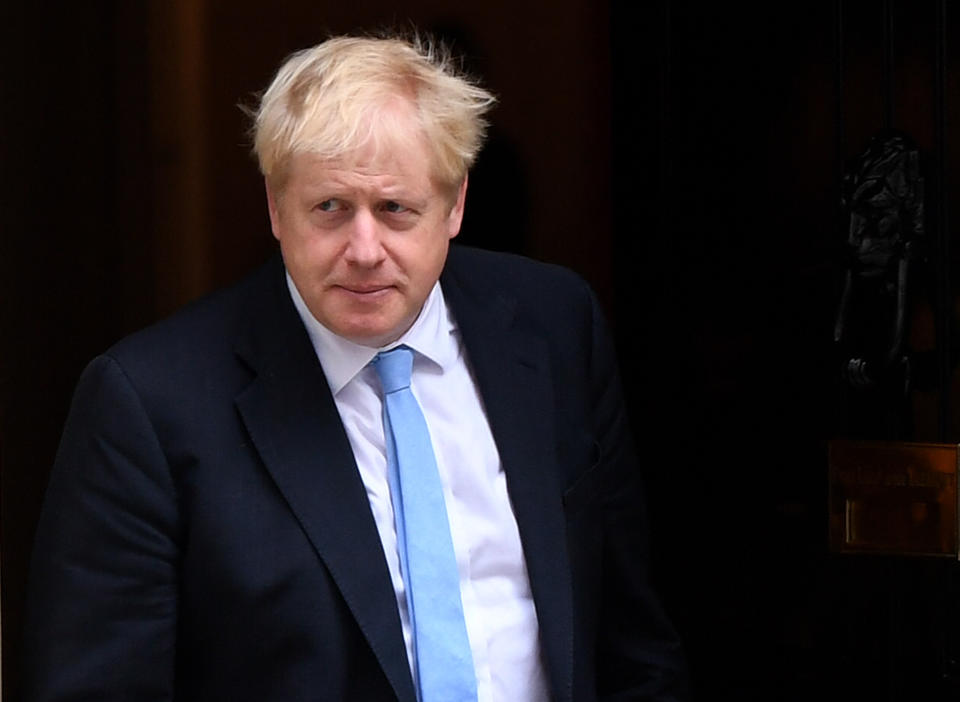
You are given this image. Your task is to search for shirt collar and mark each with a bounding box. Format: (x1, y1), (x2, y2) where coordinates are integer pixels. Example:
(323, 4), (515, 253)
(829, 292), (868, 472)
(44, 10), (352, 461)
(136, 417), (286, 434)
(286, 272), (458, 395)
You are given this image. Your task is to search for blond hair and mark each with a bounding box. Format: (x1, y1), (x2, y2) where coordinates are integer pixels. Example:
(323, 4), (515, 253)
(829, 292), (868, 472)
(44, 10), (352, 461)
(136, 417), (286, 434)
(251, 34), (495, 191)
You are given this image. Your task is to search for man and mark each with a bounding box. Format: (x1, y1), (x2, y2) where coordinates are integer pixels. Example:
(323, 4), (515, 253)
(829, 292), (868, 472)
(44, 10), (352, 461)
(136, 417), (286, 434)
(24, 35), (688, 701)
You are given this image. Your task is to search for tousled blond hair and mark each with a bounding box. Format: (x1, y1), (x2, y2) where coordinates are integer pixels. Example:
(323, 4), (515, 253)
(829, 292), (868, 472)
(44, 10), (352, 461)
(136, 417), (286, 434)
(251, 34), (495, 191)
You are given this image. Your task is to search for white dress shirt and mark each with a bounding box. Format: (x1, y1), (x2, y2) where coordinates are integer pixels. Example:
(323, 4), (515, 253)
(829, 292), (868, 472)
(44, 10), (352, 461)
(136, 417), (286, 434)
(287, 274), (550, 702)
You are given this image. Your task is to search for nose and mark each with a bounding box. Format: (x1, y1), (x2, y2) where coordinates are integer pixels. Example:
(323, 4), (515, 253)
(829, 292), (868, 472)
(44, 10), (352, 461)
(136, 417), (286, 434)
(343, 209), (386, 267)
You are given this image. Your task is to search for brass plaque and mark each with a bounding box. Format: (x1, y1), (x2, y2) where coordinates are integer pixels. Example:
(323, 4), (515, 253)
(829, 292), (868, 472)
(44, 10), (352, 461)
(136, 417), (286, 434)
(828, 440), (959, 557)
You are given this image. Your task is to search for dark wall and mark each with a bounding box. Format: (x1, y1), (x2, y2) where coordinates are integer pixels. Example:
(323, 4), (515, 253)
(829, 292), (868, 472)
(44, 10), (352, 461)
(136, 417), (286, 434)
(1, 5), (150, 699)
(612, 2), (960, 701)
(5, 1), (960, 700)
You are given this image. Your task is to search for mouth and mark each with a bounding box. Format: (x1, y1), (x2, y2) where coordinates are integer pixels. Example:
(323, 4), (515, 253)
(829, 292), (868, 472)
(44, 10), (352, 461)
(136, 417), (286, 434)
(334, 284), (395, 300)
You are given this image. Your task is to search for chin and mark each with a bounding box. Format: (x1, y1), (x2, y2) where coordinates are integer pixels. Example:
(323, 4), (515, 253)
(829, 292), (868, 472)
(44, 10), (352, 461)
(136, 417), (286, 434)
(337, 322), (405, 348)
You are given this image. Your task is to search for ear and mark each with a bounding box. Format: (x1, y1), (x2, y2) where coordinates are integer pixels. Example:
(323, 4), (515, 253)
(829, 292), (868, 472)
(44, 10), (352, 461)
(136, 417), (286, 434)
(265, 180), (282, 241)
(446, 174), (468, 240)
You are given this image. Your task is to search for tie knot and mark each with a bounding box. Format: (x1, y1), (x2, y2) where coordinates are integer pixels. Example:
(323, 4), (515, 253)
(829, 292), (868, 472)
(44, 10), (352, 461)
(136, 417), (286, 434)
(374, 346), (414, 394)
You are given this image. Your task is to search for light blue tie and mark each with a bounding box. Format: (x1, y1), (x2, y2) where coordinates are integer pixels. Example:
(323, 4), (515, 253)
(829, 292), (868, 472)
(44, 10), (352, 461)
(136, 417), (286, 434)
(373, 346), (478, 702)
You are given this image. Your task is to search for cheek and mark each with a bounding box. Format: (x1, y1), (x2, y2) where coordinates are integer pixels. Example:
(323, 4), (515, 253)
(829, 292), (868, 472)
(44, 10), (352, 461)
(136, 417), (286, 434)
(393, 239), (446, 282)
(282, 232), (340, 271)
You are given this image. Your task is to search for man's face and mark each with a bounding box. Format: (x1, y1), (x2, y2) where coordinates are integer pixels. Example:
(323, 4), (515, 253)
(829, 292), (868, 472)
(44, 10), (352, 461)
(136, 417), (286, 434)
(267, 134), (466, 348)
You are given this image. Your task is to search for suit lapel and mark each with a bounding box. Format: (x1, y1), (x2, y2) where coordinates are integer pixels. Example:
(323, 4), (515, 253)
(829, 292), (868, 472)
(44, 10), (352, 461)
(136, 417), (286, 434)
(233, 260), (416, 702)
(442, 253), (575, 702)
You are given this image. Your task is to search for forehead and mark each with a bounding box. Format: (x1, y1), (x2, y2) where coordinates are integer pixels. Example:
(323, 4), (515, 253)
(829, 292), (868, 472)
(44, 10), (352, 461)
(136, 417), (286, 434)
(284, 119), (459, 201)
(274, 98), (459, 197)
(290, 139), (432, 188)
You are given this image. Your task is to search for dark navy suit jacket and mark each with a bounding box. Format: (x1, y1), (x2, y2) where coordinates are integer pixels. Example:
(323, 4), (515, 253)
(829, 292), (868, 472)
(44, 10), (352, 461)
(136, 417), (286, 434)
(24, 245), (688, 701)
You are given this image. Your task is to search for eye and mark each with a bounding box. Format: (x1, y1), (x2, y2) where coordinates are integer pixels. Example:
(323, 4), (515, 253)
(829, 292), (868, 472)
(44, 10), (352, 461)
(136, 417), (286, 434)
(383, 201), (409, 214)
(315, 199), (342, 212)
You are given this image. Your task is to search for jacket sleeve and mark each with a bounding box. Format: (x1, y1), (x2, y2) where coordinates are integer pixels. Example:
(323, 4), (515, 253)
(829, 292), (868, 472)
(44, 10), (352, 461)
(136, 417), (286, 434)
(583, 287), (691, 702)
(23, 354), (179, 701)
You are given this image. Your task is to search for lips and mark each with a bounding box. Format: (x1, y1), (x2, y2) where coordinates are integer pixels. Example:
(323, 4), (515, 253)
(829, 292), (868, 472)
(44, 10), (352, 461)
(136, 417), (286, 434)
(337, 283), (392, 293)
(333, 283), (396, 302)
(342, 285), (389, 293)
